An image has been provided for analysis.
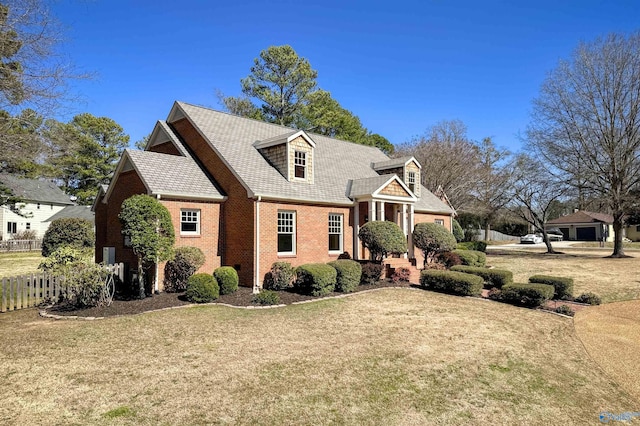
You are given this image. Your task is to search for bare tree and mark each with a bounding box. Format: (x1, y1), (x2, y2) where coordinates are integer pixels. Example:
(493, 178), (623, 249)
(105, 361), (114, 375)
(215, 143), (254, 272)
(396, 120), (480, 210)
(528, 32), (640, 257)
(508, 154), (568, 254)
(469, 137), (513, 240)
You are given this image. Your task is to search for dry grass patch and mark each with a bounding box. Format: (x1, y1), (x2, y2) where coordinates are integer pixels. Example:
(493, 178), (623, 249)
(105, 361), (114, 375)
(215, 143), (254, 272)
(0, 289), (635, 425)
(0, 252), (43, 278)
(574, 300), (640, 403)
(487, 251), (640, 302)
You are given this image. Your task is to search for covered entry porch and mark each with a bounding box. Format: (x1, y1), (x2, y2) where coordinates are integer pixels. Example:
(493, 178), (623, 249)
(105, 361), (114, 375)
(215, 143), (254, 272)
(349, 175), (417, 261)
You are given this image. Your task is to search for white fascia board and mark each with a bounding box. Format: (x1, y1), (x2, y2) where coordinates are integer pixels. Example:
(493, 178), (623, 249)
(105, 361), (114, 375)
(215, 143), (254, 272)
(371, 175), (417, 201)
(152, 192), (227, 202)
(102, 151), (153, 204)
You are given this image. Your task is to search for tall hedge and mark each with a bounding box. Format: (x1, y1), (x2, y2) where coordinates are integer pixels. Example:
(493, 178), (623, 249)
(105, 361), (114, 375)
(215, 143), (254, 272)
(358, 221), (407, 262)
(412, 222), (457, 266)
(42, 218), (95, 257)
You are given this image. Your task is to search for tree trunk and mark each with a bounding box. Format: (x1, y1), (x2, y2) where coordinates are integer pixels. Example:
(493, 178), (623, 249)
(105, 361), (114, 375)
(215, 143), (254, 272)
(484, 221), (491, 242)
(542, 231), (557, 254)
(611, 214), (626, 257)
(138, 257), (145, 299)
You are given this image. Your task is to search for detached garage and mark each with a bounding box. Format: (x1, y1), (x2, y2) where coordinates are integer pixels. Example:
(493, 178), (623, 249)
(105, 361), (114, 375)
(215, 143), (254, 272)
(546, 211), (614, 242)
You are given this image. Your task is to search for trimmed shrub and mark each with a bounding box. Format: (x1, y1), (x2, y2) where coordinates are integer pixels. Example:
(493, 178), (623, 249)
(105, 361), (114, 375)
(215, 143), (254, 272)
(337, 251), (352, 260)
(360, 262), (383, 285)
(450, 265), (512, 288)
(555, 305), (575, 316)
(501, 283), (554, 307)
(436, 251), (463, 268)
(456, 241), (487, 252)
(328, 259), (362, 293)
(391, 266), (411, 283)
(487, 287), (503, 301)
(420, 270), (483, 296)
(412, 222), (457, 266)
(528, 275), (574, 299)
(358, 221), (407, 262)
(452, 219), (464, 243)
(252, 290), (281, 306)
(185, 273), (219, 303)
(214, 266), (239, 295)
(295, 263), (337, 296)
(453, 249), (486, 267)
(42, 218), (94, 257)
(575, 292), (602, 305)
(264, 262), (295, 291)
(164, 246), (206, 292)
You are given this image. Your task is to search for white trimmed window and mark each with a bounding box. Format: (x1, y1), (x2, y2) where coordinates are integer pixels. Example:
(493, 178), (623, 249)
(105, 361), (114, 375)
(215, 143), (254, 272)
(435, 219), (444, 226)
(407, 171), (416, 193)
(278, 211), (296, 255)
(328, 213), (343, 253)
(294, 151), (306, 179)
(181, 209), (200, 235)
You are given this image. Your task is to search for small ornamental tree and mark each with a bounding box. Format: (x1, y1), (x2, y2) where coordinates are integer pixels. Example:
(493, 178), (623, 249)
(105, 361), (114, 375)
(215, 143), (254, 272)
(452, 219), (464, 243)
(358, 221), (407, 262)
(413, 222), (457, 266)
(42, 218), (94, 257)
(119, 195), (175, 299)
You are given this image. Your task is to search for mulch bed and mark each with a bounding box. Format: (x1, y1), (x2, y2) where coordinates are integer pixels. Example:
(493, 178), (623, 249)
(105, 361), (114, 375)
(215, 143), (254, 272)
(46, 280), (412, 318)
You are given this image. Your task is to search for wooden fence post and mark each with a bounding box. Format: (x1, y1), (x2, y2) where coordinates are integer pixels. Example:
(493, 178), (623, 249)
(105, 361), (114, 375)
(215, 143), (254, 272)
(1, 277), (6, 313)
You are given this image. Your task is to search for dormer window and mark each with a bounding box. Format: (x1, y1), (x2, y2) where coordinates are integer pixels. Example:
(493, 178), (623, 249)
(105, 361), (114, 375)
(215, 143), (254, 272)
(294, 151), (306, 179)
(407, 171), (416, 193)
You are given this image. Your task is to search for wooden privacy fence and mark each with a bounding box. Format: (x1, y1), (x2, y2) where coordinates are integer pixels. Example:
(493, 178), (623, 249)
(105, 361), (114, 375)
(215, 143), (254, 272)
(0, 239), (43, 252)
(0, 263), (124, 313)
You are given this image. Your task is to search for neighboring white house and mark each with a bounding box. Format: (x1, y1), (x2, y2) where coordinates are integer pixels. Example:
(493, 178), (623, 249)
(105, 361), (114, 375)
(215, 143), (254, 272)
(0, 174), (74, 240)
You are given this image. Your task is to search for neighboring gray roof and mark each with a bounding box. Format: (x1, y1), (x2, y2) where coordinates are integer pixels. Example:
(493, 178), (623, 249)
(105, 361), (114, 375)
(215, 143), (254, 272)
(123, 149), (225, 200)
(176, 102), (452, 215)
(0, 174), (73, 205)
(45, 205), (95, 224)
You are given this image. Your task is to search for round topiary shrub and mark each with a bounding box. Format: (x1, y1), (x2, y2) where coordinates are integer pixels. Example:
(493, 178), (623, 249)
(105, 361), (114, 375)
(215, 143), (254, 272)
(263, 262), (295, 290)
(328, 259), (362, 293)
(358, 221), (407, 262)
(164, 246), (206, 292)
(42, 218), (95, 257)
(412, 222), (457, 266)
(214, 266), (239, 295)
(185, 273), (219, 303)
(295, 263), (337, 296)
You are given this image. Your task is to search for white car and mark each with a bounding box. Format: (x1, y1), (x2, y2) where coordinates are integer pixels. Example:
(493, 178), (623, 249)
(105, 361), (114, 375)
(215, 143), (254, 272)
(520, 234), (543, 244)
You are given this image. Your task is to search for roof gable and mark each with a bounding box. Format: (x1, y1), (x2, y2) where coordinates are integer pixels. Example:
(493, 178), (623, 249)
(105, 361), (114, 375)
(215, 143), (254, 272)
(103, 149), (225, 204)
(145, 120), (188, 156)
(373, 156), (422, 172)
(349, 175), (417, 202)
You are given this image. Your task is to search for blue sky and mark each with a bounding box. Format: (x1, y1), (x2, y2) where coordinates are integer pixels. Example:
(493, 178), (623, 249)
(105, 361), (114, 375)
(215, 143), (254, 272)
(52, 0), (640, 151)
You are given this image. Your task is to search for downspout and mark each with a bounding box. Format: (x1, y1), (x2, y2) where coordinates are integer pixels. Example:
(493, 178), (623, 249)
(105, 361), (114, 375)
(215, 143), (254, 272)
(254, 196), (261, 294)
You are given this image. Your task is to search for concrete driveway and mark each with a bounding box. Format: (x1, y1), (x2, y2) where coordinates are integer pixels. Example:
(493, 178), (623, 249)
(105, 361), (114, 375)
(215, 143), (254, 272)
(486, 240), (609, 251)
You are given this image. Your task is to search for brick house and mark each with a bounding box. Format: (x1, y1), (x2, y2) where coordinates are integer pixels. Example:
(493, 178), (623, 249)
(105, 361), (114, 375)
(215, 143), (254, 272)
(93, 102), (454, 291)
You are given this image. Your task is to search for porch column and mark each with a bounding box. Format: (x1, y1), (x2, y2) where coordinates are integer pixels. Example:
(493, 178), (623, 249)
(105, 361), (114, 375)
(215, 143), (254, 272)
(369, 200), (376, 221)
(353, 202), (360, 260)
(378, 201), (385, 221)
(408, 204), (415, 258)
(402, 203), (408, 258)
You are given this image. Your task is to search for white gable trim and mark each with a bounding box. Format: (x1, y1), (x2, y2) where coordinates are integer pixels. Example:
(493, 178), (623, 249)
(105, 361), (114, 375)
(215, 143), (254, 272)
(371, 175), (418, 202)
(145, 120), (187, 156)
(102, 151), (153, 204)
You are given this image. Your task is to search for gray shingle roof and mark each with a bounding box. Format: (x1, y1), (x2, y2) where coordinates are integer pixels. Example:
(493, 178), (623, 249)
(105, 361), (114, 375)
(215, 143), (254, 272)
(45, 205), (95, 224)
(349, 175), (400, 198)
(124, 149), (225, 200)
(0, 174), (73, 205)
(176, 102), (452, 214)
